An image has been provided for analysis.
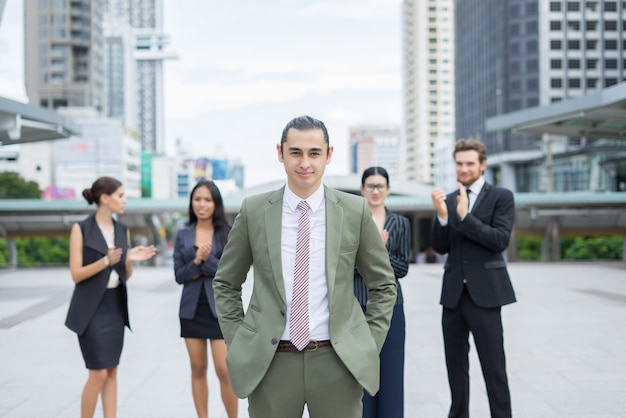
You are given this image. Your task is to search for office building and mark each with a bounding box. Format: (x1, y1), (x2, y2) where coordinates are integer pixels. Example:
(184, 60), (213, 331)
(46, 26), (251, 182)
(24, 0), (106, 111)
(349, 124), (402, 180)
(402, 0), (455, 184)
(454, 0), (626, 192)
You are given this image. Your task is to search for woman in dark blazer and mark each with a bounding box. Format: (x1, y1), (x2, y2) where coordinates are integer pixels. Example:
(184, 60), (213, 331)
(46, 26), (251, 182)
(65, 176), (156, 418)
(354, 166), (411, 418)
(173, 180), (237, 418)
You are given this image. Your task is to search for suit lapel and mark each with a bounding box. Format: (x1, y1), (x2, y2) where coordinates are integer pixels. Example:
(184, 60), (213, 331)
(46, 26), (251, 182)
(265, 188), (287, 305)
(324, 186), (342, 296)
(83, 215), (108, 256)
(472, 183), (490, 213)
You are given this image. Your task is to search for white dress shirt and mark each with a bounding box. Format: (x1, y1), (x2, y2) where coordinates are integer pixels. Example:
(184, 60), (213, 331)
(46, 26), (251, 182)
(438, 176), (485, 226)
(280, 184), (330, 342)
(100, 227), (120, 288)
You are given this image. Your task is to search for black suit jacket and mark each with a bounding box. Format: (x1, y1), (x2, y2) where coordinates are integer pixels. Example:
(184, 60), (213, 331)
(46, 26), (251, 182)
(431, 183), (516, 309)
(65, 214), (130, 335)
(173, 223), (229, 319)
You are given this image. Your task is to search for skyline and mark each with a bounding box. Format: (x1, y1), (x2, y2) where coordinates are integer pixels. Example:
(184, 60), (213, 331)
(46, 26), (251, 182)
(0, 0), (404, 187)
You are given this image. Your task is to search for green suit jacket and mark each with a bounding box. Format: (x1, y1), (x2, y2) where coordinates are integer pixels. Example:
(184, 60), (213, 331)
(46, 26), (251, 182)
(213, 186), (397, 398)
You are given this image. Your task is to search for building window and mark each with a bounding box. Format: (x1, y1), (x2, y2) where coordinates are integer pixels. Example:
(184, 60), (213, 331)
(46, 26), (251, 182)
(586, 20), (598, 30)
(604, 2), (617, 12)
(586, 39), (597, 49)
(604, 20), (617, 30)
(585, 1), (598, 11)
(527, 59), (538, 71)
(550, 21), (562, 30)
(550, 40), (562, 50)
(605, 59), (618, 69)
(586, 78), (598, 88)
(587, 59), (598, 69)
(511, 80), (521, 92)
(551, 59), (562, 69)
(551, 78), (563, 88)
(526, 21), (538, 33)
(605, 78), (618, 87)
(567, 1), (581, 11)
(604, 39), (617, 50)
(568, 59), (581, 69)
(527, 79), (538, 90)
(510, 61), (520, 74)
(568, 78), (581, 88)
(551, 97), (563, 103)
(568, 21), (581, 30)
(526, 3), (538, 14)
(568, 40), (581, 49)
(550, 2), (561, 11)
(527, 40), (538, 53)
(527, 97), (539, 107)
(510, 23), (520, 35)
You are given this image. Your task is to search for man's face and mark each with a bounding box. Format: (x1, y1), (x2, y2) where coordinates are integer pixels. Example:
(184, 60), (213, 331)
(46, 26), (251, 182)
(455, 150), (486, 187)
(277, 128), (333, 198)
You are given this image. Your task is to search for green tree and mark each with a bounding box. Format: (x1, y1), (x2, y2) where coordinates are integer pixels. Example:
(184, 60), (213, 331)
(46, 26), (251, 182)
(0, 171), (41, 198)
(563, 236), (623, 260)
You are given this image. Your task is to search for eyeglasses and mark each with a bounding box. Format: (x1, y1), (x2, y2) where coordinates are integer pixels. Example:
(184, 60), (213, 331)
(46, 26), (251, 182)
(364, 183), (388, 192)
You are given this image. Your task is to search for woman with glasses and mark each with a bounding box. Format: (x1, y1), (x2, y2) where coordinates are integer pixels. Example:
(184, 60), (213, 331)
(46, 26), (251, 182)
(355, 166), (411, 418)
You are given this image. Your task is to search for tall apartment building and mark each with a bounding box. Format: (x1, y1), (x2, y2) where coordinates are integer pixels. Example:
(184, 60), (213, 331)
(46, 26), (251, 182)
(455, 0), (626, 192)
(349, 124), (402, 180)
(125, 0), (176, 154)
(24, 0), (106, 110)
(25, 0), (174, 155)
(402, 0), (455, 185)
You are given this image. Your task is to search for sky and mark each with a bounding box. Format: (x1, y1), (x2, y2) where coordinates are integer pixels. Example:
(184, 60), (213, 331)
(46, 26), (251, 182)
(0, 0), (404, 187)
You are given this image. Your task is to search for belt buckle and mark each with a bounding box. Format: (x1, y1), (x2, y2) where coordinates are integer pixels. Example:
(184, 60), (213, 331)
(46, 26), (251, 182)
(306, 341), (319, 352)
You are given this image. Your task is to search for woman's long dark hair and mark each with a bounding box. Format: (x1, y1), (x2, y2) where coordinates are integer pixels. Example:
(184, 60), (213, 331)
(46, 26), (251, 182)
(187, 180), (230, 248)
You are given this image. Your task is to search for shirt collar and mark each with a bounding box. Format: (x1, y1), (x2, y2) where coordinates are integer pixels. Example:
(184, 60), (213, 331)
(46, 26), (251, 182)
(467, 176), (485, 195)
(284, 184), (325, 212)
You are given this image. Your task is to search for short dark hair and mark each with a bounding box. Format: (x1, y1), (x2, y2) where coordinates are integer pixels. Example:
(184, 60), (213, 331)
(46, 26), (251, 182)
(82, 176), (122, 205)
(453, 139), (487, 163)
(280, 115), (329, 151)
(361, 166), (390, 186)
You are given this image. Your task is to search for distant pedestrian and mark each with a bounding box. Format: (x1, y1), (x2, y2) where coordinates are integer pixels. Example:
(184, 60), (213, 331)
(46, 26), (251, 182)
(431, 139), (516, 418)
(354, 166), (410, 418)
(65, 176), (157, 418)
(173, 179), (237, 418)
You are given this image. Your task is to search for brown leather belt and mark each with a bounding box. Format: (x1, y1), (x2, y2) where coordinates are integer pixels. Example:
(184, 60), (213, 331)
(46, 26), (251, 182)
(276, 340), (331, 352)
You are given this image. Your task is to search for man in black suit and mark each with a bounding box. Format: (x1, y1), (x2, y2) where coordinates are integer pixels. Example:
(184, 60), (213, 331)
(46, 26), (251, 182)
(431, 139), (516, 418)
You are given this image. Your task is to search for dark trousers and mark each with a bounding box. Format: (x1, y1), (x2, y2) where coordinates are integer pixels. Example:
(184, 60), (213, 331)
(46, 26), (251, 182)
(442, 287), (511, 418)
(362, 304), (405, 418)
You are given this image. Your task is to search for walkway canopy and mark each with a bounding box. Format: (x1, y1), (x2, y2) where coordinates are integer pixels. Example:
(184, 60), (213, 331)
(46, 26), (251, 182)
(486, 82), (626, 139)
(0, 96), (80, 145)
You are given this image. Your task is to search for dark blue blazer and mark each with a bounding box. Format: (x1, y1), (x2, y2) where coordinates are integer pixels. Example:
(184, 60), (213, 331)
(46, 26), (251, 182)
(173, 223), (229, 319)
(431, 182), (517, 309)
(65, 214), (130, 335)
(354, 209), (411, 306)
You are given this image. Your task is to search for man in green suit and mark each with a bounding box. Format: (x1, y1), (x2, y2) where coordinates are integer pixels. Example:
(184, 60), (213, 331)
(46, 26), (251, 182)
(213, 115), (397, 418)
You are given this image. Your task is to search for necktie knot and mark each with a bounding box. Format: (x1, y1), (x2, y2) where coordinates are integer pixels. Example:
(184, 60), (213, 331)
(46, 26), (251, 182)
(297, 200), (310, 213)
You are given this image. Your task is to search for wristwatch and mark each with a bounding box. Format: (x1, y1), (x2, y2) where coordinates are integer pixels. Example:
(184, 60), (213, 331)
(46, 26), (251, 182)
(103, 256), (110, 266)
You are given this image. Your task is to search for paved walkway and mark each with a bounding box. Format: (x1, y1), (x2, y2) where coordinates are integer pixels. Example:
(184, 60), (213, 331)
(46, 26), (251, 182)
(1, 262), (625, 417)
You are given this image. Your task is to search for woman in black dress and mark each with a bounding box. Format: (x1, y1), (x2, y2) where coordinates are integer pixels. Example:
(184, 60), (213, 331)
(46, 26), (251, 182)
(174, 180), (237, 418)
(65, 176), (156, 418)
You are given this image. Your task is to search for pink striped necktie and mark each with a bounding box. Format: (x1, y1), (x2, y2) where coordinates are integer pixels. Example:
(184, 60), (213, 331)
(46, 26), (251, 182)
(290, 200), (311, 351)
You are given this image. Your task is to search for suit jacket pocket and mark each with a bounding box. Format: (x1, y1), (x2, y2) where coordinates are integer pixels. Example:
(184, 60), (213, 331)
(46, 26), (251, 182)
(484, 260), (507, 269)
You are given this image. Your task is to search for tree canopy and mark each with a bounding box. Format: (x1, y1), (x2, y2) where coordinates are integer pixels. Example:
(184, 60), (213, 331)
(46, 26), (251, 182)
(0, 172), (42, 198)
